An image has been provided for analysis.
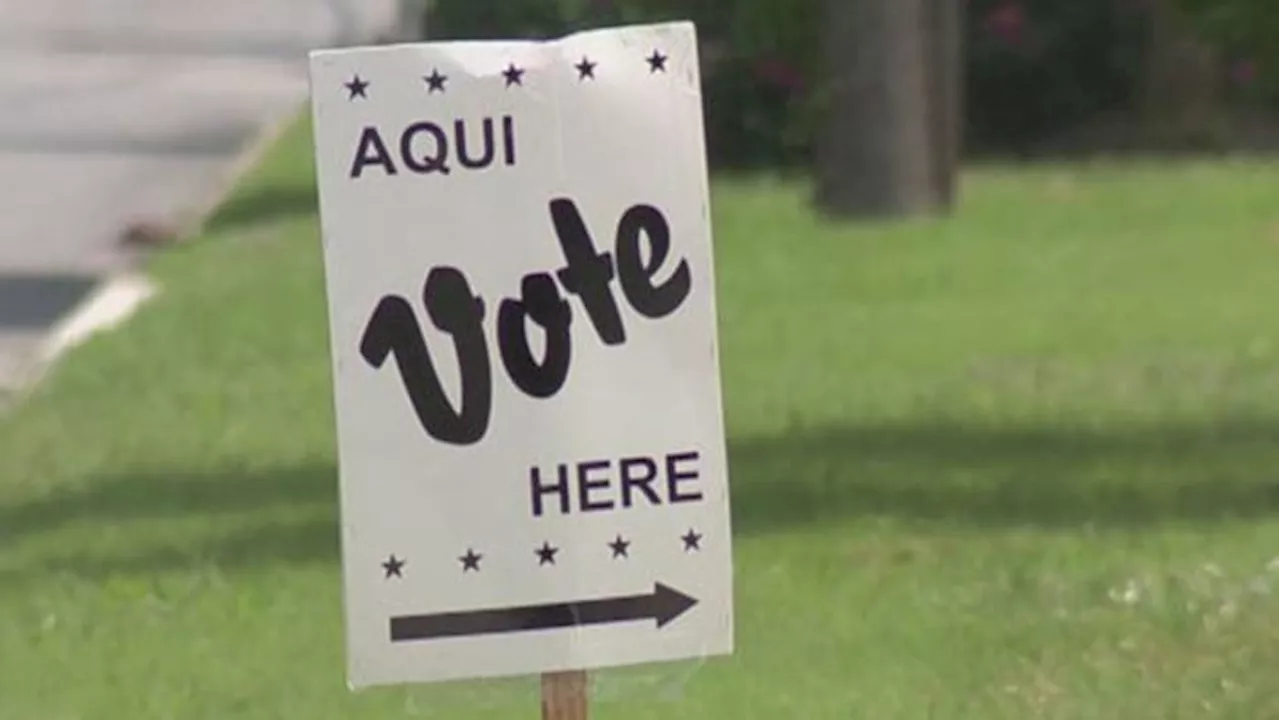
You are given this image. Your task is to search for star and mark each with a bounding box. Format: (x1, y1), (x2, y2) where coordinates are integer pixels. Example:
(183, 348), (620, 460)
(681, 528), (702, 552)
(535, 541), (559, 566)
(646, 49), (667, 73)
(502, 62), (525, 87)
(344, 74), (369, 100)
(608, 534), (630, 559)
(575, 56), (597, 80)
(381, 554), (405, 579)
(459, 548), (483, 572)
(423, 68), (447, 93)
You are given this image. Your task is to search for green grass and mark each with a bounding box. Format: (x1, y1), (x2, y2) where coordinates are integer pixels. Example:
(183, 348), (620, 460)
(1, 119), (1276, 719)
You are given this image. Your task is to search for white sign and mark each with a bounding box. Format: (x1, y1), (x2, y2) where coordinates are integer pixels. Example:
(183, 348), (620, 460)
(308, 22), (733, 689)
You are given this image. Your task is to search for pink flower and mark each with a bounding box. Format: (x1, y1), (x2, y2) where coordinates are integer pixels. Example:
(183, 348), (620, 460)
(984, 1), (1027, 47)
(1231, 59), (1257, 86)
(752, 56), (805, 94)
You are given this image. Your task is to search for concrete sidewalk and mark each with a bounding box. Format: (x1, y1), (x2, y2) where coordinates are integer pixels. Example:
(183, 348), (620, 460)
(0, 0), (404, 404)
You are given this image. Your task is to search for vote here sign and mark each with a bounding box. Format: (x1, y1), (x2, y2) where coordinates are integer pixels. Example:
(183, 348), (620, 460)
(308, 21), (733, 689)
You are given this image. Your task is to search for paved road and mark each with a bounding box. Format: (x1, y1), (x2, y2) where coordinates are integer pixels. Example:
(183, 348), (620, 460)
(0, 0), (404, 403)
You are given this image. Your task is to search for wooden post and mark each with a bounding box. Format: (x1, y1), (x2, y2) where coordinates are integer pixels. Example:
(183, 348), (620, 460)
(541, 670), (588, 720)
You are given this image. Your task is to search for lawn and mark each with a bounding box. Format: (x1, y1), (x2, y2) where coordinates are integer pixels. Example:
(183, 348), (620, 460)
(0, 118), (1276, 719)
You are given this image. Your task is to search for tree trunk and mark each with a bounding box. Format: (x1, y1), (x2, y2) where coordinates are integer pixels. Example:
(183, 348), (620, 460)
(923, 0), (963, 210)
(813, 0), (940, 219)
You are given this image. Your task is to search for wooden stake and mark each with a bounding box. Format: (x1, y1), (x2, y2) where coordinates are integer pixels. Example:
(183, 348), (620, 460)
(541, 670), (588, 720)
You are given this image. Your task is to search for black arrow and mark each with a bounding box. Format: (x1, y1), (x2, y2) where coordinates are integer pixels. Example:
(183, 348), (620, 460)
(389, 582), (697, 642)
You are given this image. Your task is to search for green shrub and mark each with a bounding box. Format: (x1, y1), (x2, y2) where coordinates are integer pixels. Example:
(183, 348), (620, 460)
(423, 0), (1275, 166)
(1173, 0), (1277, 105)
(965, 0), (1150, 153)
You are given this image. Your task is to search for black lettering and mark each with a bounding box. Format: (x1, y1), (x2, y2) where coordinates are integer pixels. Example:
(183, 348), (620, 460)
(549, 198), (626, 345)
(619, 456), (661, 508)
(530, 464), (571, 517)
(577, 460), (614, 512)
(455, 118), (495, 169)
(616, 204), (691, 318)
(350, 126), (397, 178)
(502, 115), (516, 166)
(400, 122), (451, 174)
(665, 451), (702, 503)
(368, 199), (695, 444)
(358, 267), (491, 445)
(497, 273), (572, 398)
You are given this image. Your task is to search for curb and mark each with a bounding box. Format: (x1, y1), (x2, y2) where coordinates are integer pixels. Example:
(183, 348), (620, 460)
(3, 10), (409, 412)
(172, 103), (306, 241)
(36, 274), (159, 368)
(0, 273), (158, 412)
(2, 100), (308, 414)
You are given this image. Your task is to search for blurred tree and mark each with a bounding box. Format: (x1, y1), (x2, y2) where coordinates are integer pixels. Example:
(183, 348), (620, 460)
(420, 0), (1271, 176)
(1172, 0), (1280, 110)
(964, 0), (1148, 156)
(1172, 0), (1276, 84)
(813, 0), (963, 220)
(1139, 0), (1224, 148)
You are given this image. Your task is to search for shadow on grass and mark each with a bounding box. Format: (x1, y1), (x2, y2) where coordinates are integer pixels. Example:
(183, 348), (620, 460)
(0, 463), (334, 545)
(0, 465), (341, 586)
(729, 416), (1278, 532)
(2, 416), (1275, 583)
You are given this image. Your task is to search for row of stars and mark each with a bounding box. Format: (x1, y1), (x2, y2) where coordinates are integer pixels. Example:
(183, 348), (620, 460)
(381, 528), (703, 578)
(344, 48), (670, 100)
